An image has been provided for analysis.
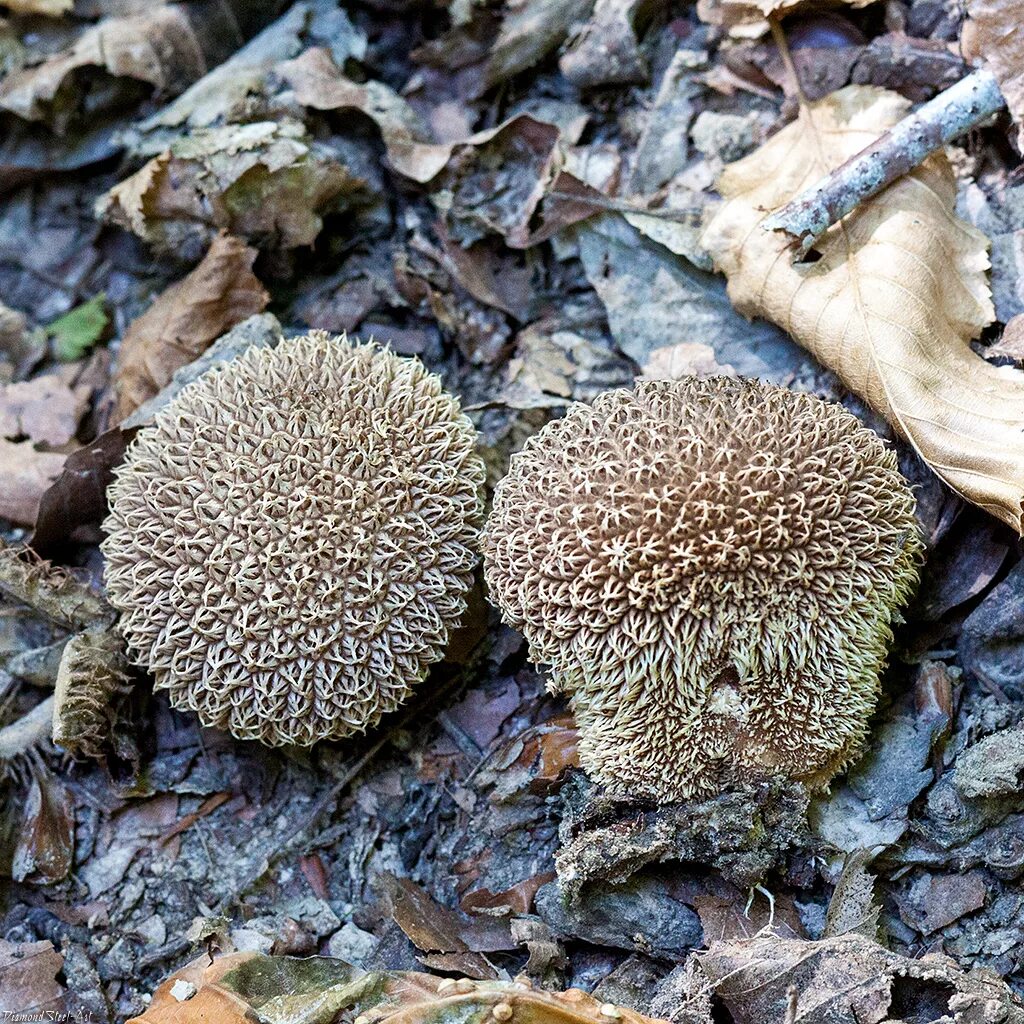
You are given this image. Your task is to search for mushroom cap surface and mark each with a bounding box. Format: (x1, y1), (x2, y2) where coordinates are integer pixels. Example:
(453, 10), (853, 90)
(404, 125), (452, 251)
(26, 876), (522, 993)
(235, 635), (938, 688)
(102, 331), (485, 746)
(483, 377), (922, 801)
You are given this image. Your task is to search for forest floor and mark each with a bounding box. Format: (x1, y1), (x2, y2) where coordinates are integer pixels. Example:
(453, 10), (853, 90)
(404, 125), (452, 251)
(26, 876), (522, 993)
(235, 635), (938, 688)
(2, 0), (1024, 1021)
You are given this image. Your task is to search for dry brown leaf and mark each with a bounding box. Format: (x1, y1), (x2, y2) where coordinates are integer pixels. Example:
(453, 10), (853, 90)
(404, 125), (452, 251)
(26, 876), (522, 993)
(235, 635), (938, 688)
(126, 952), (257, 1024)
(0, 940), (65, 1016)
(280, 47), (579, 197)
(383, 874), (517, 955)
(964, 0), (1024, 150)
(97, 121), (363, 257)
(640, 342), (735, 381)
(0, 7), (205, 126)
(0, 439), (66, 525)
(701, 85), (1024, 533)
(0, 374), (88, 447)
(280, 48), (452, 183)
(11, 764), (74, 884)
(702, 932), (1022, 1022)
(112, 233), (268, 422)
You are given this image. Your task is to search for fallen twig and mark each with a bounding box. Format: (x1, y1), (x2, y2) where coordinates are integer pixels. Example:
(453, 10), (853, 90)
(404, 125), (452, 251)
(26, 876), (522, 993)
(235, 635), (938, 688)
(764, 68), (1006, 256)
(0, 695), (54, 763)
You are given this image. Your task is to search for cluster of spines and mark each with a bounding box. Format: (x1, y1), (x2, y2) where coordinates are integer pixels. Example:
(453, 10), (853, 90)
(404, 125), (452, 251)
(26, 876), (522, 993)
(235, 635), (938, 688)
(483, 377), (921, 801)
(102, 333), (485, 746)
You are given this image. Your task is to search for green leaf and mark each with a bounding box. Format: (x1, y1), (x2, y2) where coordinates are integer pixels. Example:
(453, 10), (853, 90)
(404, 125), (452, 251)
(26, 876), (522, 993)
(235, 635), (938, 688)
(46, 294), (108, 361)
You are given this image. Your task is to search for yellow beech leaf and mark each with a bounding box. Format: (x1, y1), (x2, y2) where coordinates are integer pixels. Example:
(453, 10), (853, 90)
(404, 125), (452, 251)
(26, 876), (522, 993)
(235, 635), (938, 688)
(700, 85), (1024, 533)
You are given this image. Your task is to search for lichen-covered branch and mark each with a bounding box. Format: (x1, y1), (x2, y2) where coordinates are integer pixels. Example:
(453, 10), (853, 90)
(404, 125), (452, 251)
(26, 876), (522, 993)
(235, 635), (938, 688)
(764, 69), (1006, 256)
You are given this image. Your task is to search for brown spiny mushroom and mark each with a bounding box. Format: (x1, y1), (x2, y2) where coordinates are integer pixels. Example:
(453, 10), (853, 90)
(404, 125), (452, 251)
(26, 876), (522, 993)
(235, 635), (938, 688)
(102, 332), (485, 746)
(483, 377), (922, 802)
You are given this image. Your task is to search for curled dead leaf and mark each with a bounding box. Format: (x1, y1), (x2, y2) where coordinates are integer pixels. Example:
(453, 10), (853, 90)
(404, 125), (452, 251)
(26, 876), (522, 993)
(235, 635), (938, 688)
(30, 426), (137, 559)
(280, 47), (454, 184)
(280, 43), (598, 238)
(0, 7), (206, 128)
(111, 233), (268, 423)
(383, 874), (515, 980)
(97, 122), (363, 257)
(702, 932), (1024, 1022)
(701, 85), (1024, 532)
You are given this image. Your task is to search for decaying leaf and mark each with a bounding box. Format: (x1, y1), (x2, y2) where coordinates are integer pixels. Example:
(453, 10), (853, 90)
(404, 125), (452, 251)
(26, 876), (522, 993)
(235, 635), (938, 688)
(823, 848), (882, 939)
(281, 45), (595, 219)
(701, 932), (1024, 1022)
(11, 763), (74, 885)
(133, 0), (367, 149)
(0, 356), (94, 527)
(111, 233), (268, 422)
(384, 875), (514, 978)
(701, 85), (1024, 533)
(0, 940), (65, 1016)
(640, 342), (735, 380)
(0, 539), (111, 632)
(0, 7), (206, 129)
(893, 869), (988, 935)
(129, 952), (672, 1024)
(500, 304), (635, 410)
(964, 0), (1024, 150)
(30, 426), (137, 558)
(280, 47), (455, 183)
(97, 121), (364, 258)
(478, 714), (581, 800)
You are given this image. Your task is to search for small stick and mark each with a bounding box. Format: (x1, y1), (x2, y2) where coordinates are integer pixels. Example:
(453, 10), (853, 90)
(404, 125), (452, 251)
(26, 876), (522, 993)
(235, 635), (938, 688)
(763, 68), (1006, 256)
(0, 695), (54, 762)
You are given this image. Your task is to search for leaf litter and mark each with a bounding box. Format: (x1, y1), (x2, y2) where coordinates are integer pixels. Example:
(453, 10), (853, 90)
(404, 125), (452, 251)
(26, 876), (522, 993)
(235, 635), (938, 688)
(4, 0), (1024, 1021)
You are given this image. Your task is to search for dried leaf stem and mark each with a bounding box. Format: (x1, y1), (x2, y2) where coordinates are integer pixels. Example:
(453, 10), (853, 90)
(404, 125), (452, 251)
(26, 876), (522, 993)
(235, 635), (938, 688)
(764, 68), (1006, 256)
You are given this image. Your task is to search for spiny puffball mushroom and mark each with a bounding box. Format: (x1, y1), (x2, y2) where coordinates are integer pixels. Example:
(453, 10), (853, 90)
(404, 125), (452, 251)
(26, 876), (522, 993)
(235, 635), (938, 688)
(482, 377), (922, 802)
(102, 331), (485, 746)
